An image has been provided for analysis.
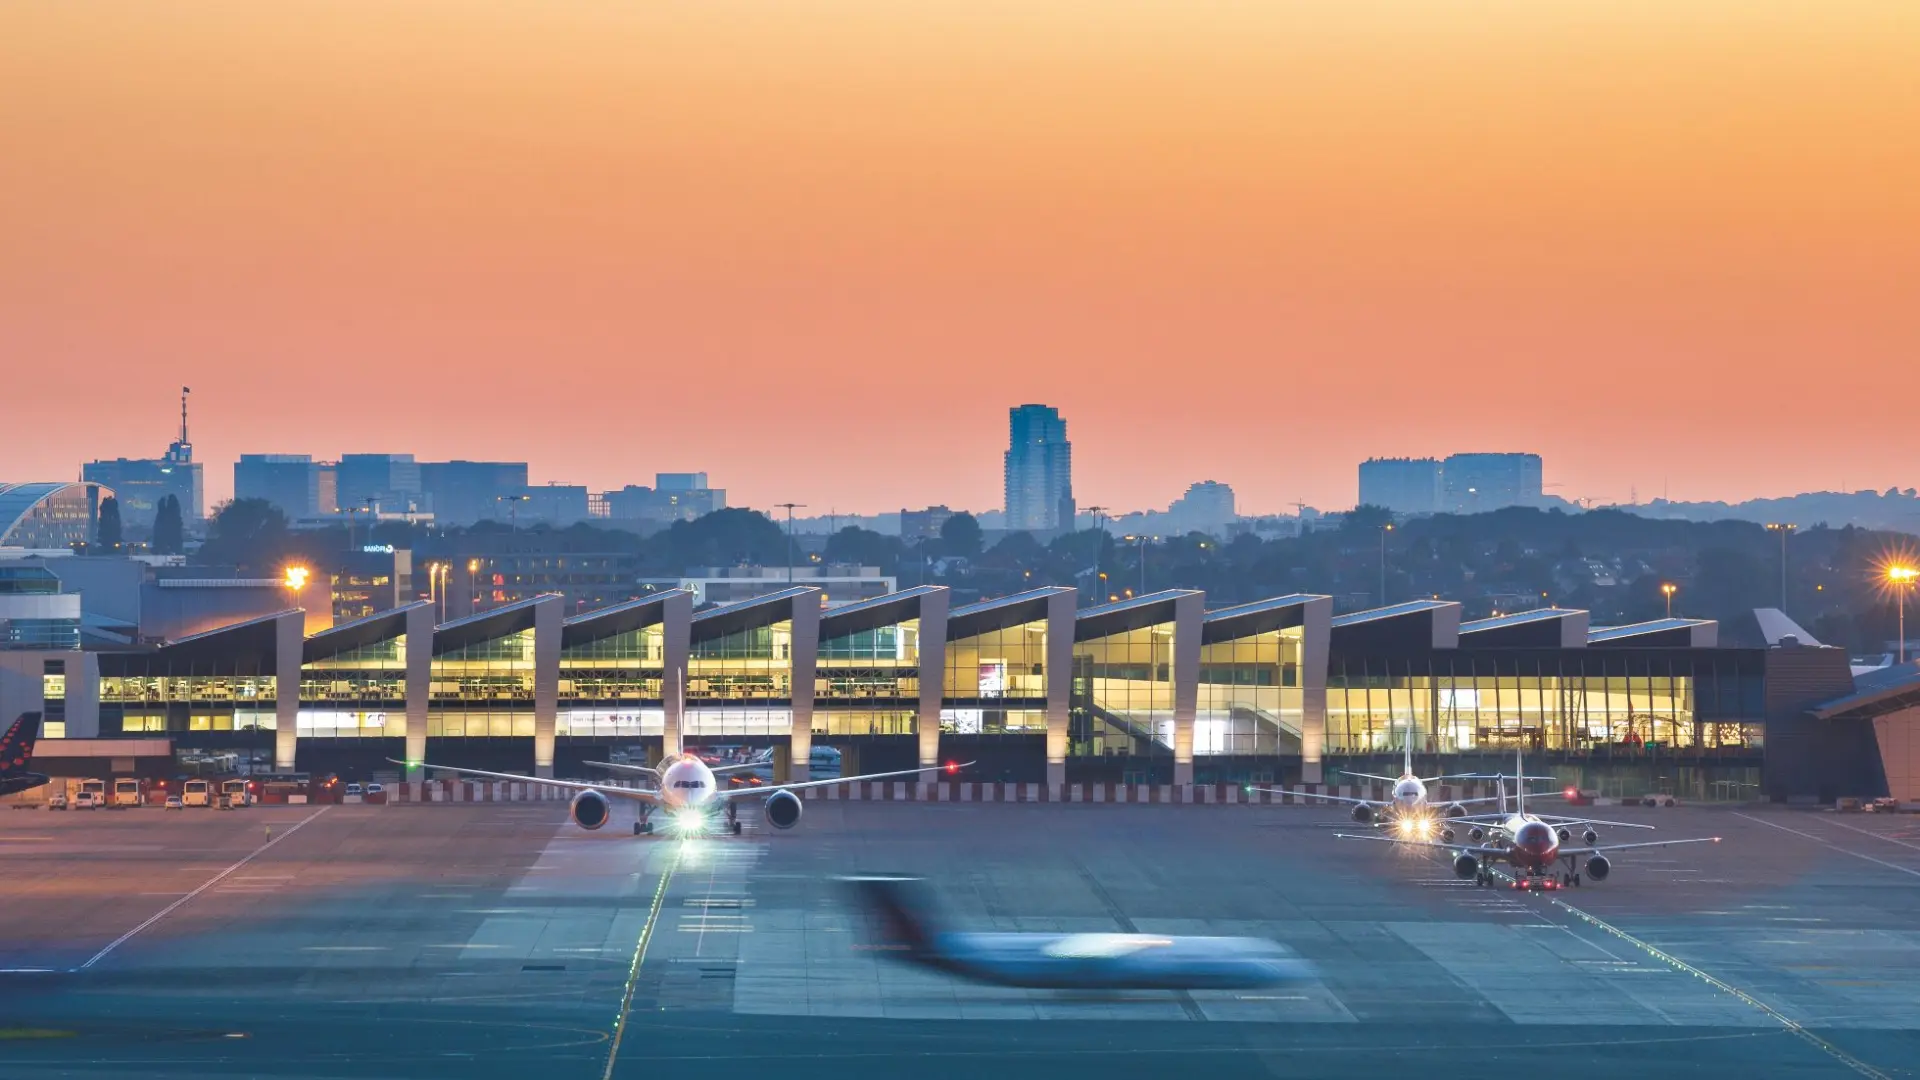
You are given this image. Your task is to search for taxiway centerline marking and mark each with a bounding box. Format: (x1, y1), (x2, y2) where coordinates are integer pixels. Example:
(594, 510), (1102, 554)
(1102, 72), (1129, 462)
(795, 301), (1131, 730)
(76, 807), (330, 972)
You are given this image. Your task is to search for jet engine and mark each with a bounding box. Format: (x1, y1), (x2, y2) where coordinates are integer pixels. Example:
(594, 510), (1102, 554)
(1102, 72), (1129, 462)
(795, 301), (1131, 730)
(1440, 827), (1455, 843)
(1556, 828), (1572, 844)
(570, 789), (611, 831)
(1452, 853), (1480, 880)
(1445, 803), (1467, 819)
(1468, 826), (1486, 842)
(1582, 829), (1599, 846)
(1585, 854), (1611, 881)
(764, 790), (803, 830)
(1350, 804), (1375, 825)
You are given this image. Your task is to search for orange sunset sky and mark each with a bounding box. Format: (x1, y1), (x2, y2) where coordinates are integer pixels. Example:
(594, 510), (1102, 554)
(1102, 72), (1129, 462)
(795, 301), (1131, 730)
(2, 2), (1916, 516)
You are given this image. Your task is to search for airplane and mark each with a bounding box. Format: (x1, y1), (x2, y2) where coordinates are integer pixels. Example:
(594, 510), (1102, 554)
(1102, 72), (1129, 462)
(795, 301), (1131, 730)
(390, 752), (971, 837)
(0, 713), (49, 797)
(1253, 725), (1556, 827)
(840, 875), (1315, 990)
(1335, 749), (1719, 890)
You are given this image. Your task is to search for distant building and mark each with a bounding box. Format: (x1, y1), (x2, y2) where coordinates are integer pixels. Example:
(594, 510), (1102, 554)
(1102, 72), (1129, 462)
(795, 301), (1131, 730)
(1358, 458), (1442, 515)
(1004, 404), (1074, 532)
(644, 565), (897, 609)
(1165, 481), (1236, 535)
(234, 454), (331, 519)
(0, 483), (110, 551)
(335, 454), (423, 515)
(516, 484), (590, 526)
(82, 388), (203, 534)
(419, 460), (530, 526)
(329, 545), (413, 625)
(0, 565), (80, 650)
(900, 506), (955, 542)
(603, 473), (727, 528)
(1443, 453), (1543, 513)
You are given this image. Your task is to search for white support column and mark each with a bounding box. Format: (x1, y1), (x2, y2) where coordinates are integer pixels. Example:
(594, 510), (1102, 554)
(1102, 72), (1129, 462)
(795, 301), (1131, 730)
(532, 596), (563, 778)
(916, 588), (951, 768)
(1299, 595), (1333, 784)
(1044, 589), (1076, 790)
(274, 610), (303, 771)
(403, 603), (433, 781)
(1171, 591), (1204, 787)
(787, 590), (822, 784)
(660, 590), (692, 759)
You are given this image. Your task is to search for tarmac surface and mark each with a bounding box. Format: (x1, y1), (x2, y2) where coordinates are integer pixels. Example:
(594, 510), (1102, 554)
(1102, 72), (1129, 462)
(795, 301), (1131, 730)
(2, 798), (1918, 1079)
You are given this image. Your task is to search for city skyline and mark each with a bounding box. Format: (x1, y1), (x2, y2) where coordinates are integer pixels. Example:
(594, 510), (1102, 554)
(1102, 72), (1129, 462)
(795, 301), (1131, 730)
(4, 4), (1916, 514)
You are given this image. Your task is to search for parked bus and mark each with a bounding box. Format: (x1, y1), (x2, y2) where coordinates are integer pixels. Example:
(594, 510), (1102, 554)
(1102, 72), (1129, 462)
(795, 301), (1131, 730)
(221, 778), (253, 808)
(112, 777), (144, 808)
(182, 779), (213, 807)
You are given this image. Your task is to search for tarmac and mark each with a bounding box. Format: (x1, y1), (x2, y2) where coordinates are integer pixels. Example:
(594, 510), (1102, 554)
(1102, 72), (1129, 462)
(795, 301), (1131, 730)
(2, 797), (1918, 1079)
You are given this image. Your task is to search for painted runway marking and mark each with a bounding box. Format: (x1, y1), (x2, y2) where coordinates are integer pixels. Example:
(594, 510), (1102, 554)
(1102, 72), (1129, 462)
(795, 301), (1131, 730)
(1734, 813), (1920, 881)
(75, 807), (330, 972)
(603, 844), (681, 1080)
(1544, 894), (1892, 1080)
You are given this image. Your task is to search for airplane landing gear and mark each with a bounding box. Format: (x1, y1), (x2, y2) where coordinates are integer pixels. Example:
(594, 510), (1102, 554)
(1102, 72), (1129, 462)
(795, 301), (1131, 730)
(726, 804), (742, 836)
(635, 810), (653, 836)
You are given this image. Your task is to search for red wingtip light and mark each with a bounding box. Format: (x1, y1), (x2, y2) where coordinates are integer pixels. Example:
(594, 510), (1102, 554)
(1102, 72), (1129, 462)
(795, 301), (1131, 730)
(1564, 786), (1578, 799)
(945, 762), (959, 775)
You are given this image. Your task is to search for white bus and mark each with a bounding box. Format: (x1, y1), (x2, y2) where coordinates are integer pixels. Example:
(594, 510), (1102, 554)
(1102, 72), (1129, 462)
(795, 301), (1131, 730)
(221, 779), (253, 808)
(112, 777), (144, 808)
(182, 779), (213, 807)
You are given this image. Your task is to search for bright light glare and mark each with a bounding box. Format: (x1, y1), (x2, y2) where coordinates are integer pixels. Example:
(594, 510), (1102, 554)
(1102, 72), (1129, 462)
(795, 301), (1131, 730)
(670, 808), (707, 834)
(283, 566), (310, 590)
(1891, 567), (1919, 585)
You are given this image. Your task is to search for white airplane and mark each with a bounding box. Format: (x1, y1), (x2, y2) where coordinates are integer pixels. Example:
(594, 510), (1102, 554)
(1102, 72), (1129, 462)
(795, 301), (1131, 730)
(1255, 727), (1555, 826)
(391, 752), (970, 837)
(1336, 748), (1719, 890)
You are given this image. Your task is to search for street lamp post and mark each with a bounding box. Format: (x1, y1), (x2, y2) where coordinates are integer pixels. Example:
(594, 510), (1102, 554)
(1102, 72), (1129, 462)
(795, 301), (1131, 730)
(1084, 506), (1109, 596)
(1379, 522), (1395, 606)
(1661, 582), (1677, 619)
(1766, 523), (1796, 613)
(1889, 566), (1918, 663)
(774, 503), (805, 583)
(1123, 534), (1150, 597)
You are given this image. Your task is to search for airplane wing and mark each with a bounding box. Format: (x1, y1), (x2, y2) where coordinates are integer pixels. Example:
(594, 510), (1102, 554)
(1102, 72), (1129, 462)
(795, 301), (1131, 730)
(1556, 836), (1720, 856)
(1339, 772), (1402, 784)
(1333, 832), (1507, 857)
(388, 759), (661, 803)
(583, 760), (661, 780)
(1528, 815), (1656, 830)
(1428, 773), (1559, 783)
(710, 762), (766, 775)
(1248, 787), (1384, 808)
(717, 761), (973, 801)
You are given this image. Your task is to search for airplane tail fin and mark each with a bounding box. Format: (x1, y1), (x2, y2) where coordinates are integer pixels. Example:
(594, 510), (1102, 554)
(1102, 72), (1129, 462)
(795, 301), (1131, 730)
(839, 876), (942, 959)
(1514, 747), (1526, 817)
(0, 713), (40, 774)
(1404, 722), (1414, 778)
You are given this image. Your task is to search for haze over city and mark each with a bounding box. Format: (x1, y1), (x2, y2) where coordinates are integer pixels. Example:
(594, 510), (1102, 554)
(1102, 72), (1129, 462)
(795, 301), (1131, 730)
(5, 2), (1917, 513)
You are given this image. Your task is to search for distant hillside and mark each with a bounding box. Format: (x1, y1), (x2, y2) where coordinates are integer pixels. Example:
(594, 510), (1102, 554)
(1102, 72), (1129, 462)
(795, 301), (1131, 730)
(1611, 489), (1920, 531)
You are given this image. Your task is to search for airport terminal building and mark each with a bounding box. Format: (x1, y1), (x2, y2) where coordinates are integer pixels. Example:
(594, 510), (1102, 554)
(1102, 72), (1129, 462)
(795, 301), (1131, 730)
(3, 585), (1894, 802)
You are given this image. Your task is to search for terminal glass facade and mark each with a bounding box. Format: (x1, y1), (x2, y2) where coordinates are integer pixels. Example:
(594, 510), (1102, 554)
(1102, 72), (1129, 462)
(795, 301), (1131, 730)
(685, 618), (792, 737)
(1195, 624), (1304, 756)
(429, 627), (536, 737)
(1069, 623), (1175, 767)
(299, 636), (405, 738)
(97, 669), (276, 733)
(558, 623), (665, 738)
(941, 618), (1047, 735)
(814, 617), (918, 737)
(1324, 653), (1763, 755)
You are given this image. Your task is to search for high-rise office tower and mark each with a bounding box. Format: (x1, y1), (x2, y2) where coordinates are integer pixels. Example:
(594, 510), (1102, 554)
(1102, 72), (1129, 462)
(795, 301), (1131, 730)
(335, 454), (423, 515)
(1442, 453), (1544, 513)
(234, 454), (329, 519)
(1004, 404), (1075, 532)
(420, 461), (530, 525)
(1358, 458), (1443, 515)
(82, 387), (205, 534)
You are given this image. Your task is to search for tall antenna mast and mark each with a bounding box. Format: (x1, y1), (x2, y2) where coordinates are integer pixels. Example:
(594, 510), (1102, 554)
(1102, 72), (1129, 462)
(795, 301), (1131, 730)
(180, 386), (191, 445)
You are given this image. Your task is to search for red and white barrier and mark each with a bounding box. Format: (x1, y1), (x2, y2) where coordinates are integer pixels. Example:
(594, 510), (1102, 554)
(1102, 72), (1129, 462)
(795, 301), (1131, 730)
(383, 779), (1501, 805)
